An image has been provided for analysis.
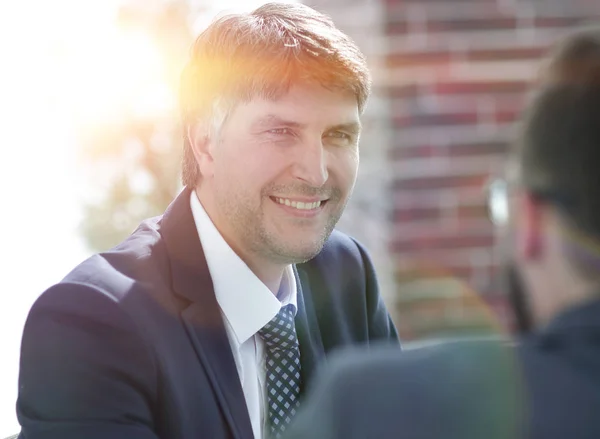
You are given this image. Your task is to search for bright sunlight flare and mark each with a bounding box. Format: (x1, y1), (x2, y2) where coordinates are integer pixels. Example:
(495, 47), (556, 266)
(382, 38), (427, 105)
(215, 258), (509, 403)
(66, 28), (174, 125)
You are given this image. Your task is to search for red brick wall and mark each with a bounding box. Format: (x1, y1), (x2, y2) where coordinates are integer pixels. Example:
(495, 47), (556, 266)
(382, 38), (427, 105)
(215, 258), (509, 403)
(384, 0), (600, 337)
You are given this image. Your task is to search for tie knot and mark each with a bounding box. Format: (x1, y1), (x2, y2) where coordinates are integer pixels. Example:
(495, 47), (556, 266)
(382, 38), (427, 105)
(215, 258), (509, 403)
(258, 304), (298, 351)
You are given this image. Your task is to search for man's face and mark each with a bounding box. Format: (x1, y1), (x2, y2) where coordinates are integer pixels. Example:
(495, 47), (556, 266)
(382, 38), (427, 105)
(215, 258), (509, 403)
(197, 83), (360, 265)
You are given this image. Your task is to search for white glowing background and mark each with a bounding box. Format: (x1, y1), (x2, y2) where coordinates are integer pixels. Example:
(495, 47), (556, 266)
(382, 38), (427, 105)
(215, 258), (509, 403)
(0, 0), (297, 434)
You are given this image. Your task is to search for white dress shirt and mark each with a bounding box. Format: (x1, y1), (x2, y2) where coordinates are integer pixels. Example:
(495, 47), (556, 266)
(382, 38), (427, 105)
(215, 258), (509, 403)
(190, 191), (297, 439)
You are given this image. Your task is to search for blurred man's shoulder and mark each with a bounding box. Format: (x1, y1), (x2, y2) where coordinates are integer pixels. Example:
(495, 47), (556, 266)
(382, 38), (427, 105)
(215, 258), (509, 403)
(299, 338), (523, 439)
(327, 336), (517, 382)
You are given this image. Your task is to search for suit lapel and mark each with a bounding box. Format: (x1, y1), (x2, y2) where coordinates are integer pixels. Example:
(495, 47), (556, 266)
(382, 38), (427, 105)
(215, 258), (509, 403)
(293, 266), (326, 397)
(161, 188), (253, 439)
(181, 303), (253, 439)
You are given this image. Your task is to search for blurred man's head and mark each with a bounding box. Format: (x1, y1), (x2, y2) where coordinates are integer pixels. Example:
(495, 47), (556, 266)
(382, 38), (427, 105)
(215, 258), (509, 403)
(178, 3), (370, 284)
(491, 28), (600, 327)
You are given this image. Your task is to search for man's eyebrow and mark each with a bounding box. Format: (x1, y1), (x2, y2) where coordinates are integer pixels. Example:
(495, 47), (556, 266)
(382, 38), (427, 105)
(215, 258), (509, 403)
(252, 115), (307, 129)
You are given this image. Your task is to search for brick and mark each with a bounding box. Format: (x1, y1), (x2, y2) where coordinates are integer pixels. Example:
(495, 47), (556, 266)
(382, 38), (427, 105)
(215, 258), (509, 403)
(456, 203), (489, 222)
(393, 174), (484, 191)
(391, 155), (498, 179)
(455, 186), (496, 204)
(396, 92), (524, 113)
(386, 50), (452, 69)
(433, 80), (529, 95)
(427, 17), (517, 33)
(389, 144), (445, 160)
(447, 141), (508, 157)
(388, 83), (422, 99)
(391, 250), (492, 280)
(393, 190), (450, 209)
(445, 264), (474, 280)
(386, 30), (556, 55)
(450, 61), (539, 83)
(385, 16), (518, 37)
(524, 3), (600, 19)
(395, 259), (485, 283)
(391, 255), (497, 296)
(390, 139), (509, 161)
(495, 109), (521, 123)
(393, 205), (442, 222)
(392, 217), (493, 238)
(391, 231), (494, 252)
(465, 46), (546, 62)
(385, 20), (410, 35)
(532, 16), (587, 28)
(393, 112), (479, 128)
(385, 0), (497, 4)
(386, 1), (503, 21)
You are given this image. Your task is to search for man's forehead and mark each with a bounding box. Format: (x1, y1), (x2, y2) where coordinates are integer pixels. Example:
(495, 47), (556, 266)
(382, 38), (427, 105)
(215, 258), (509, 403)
(245, 88), (359, 122)
(247, 81), (357, 106)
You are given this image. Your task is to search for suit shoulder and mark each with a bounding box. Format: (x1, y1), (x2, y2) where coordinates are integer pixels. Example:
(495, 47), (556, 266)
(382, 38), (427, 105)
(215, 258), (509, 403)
(29, 281), (133, 328)
(60, 216), (168, 302)
(324, 229), (363, 252)
(311, 229), (368, 266)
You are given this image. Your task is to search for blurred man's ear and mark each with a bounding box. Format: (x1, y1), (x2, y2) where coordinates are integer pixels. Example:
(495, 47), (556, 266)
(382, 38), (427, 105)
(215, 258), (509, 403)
(187, 123), (215, 179)
(516, 193), (545, 261)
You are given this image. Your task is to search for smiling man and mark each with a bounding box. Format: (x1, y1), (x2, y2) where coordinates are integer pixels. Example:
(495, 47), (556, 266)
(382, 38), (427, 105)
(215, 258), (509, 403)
(190, 83), (363, 293)
(15, 3), (398, 439)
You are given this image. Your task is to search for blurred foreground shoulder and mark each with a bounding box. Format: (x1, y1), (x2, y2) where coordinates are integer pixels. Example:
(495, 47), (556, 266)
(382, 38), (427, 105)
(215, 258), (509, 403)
(286, 340), (524, 439)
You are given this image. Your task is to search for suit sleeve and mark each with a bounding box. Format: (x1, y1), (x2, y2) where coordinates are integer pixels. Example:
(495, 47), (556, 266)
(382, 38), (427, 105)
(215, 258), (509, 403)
(351, 238), (400, 346)
(17, 282), (160, 439)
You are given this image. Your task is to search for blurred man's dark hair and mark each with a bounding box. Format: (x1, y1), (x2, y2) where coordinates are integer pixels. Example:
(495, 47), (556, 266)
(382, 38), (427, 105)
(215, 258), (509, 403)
(518, 28), (600, 280)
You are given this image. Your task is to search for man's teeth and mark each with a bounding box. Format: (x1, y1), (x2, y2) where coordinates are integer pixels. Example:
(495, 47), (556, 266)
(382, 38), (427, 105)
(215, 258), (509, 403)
(274, 198), (322, 210)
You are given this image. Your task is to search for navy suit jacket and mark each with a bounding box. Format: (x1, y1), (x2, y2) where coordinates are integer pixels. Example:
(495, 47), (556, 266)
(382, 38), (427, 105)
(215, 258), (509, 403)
(285, 299), (600, 439)
(16, 187), (399, 439)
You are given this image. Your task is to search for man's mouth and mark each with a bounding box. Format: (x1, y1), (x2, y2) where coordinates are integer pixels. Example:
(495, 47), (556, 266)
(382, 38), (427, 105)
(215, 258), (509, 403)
(270, 196), (328, 211)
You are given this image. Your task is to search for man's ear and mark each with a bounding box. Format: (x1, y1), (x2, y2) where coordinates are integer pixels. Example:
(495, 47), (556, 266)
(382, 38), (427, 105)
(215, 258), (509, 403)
(517, 192), (544, 261)
(187, 122), (215, 178)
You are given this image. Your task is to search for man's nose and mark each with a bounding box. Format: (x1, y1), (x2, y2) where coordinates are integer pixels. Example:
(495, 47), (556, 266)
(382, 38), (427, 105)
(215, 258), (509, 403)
(291, 140), (329, 187)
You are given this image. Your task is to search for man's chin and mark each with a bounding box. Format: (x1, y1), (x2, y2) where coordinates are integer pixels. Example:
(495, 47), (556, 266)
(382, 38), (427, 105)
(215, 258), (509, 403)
(286, 247), (324, 264)
(271, 240), (327, 265)
(262, 224), (335, 264)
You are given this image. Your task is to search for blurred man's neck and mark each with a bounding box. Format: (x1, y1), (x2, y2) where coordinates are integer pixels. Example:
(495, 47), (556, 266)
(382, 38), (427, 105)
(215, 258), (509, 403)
(530, 267), (600, 328)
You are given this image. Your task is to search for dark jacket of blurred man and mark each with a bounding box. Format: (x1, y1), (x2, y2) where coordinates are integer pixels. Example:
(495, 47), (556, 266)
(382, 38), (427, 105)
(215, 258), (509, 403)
(15, 4), (399, 439)
(284, 28), (600, 439)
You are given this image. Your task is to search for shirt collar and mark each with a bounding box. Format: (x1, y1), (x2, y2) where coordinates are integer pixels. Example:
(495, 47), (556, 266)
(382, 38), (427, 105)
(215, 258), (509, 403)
(190, 191), (297, 345)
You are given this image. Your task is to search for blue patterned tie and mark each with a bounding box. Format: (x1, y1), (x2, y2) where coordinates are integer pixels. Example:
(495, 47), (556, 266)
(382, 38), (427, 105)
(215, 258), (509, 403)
(258, 304), (301, 438)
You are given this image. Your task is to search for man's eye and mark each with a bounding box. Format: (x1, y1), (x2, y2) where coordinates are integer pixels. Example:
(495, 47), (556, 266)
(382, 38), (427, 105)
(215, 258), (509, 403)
(326, 131), (352, 141)
(268, 128), (294, 136)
